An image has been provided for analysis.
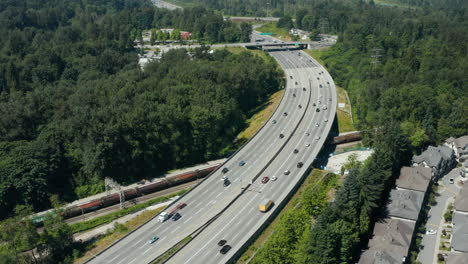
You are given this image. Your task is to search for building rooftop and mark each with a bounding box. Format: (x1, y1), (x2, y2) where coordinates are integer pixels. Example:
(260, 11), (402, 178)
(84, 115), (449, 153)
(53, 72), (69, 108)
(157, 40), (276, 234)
(358, 247), (407, 264)
(455, 184), (468, 213)
(412, 145), (453, 168)
(452, 212), (468, 252)
(387, 189), (425, 221)
(396, 166), (432, 192)
(369, 218), (415, 249)
(453, 135), (468, 150)
(446, 252), (468, 264)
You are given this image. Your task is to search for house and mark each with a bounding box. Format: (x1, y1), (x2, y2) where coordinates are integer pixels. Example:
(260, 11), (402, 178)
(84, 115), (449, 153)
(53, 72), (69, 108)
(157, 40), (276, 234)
(358, 218), (415, 264)
(396, 166), (432, 192)
(387, 189), (425, 221)
(160, 28), (174, 34)
(445, 252), (468, 264)
(451, 212), (468, 252)
(445, 135), (468, 162)
(454, 184), (468, 213)
(412, 145), (455, 178)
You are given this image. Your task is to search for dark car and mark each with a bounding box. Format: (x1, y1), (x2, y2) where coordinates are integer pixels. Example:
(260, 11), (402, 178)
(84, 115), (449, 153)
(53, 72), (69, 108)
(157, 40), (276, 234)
(303, 87), (306, 91)
(313, 103), (316, 107)
(284, 112), (288, 116)
(297, 162), (304, 168)
(218, 240), (227, 246)
(290, 75), (293, 79)
(172, 213), (182, 221)
(298, 105), (302, 108)
(176, 203), (187, 209)
(293, 149), (299, 154)
(316, 108), (320, 112)
(279, 133), (285, 139)
(220, 245), (232, 254)
(239, 161), (246, 166)
(295, 81), (298, 85)
(319, 84), (323, 88)
(327, 81), (330, 84)
(316, 77), (320, 80)
(222, 167), (229, 173)
(272, 119), (277, 124)
(223, 179), (230, 187)
(293, 93), (296, 97)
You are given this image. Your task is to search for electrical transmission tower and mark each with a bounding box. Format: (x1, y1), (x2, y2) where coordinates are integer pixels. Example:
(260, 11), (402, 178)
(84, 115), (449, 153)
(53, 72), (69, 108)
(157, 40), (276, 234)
(371, 47), (383, 74)
(319, 18), (329, 34)
(105, 177), (125, 209)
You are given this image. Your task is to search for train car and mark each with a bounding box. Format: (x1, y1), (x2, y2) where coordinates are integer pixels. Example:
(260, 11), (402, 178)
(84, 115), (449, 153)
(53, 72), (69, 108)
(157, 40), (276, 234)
(80, 200), (102, 214)
(137, 180), (169, 195)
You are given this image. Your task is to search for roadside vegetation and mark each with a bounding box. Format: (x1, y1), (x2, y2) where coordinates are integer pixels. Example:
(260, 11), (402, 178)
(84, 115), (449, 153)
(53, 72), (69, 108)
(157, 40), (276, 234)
(256, 23), (291, 41)
(238, 170), (339, 263)
(74, 208), (164, 263)
(70, 190), (187, 234)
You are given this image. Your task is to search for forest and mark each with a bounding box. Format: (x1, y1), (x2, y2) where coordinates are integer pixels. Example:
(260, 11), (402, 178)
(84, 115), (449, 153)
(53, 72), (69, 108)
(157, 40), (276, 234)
(0, 0), (282, 218)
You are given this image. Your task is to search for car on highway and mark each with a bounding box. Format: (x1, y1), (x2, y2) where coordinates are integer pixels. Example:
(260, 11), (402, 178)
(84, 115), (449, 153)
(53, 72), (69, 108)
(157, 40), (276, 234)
(271, 176), (277, 181)
(305, 143), (310, 147)
(148, 236), (159, 244)
(176, 203), (187, 209)
(272, 119), (277, 124)
(322, 105), (327, 110)
(261, 177), (270, 184)
(306, 132), (310, 136)
(324, 118), (328, 122)
(315, 122), (320, 127)
(317, 77), (320, 80)
(303, 87), (306, 91)
(239, 161), (246, 166)
(315, 136), (321, 140)
(295, 81), (298, 85)
(279, 133), (284, 138)
(220, 245), (232, 254)
(284, 170), (290, 175)
(319, 84), (323, 88)
(293, 93), (296, 97)
(293, 149), (299, 154)
(313, 103), (316, 107)
(172, 213), (182, 221)
(327, 81), (330, 84)
(284, 112), (288, 116)
(290, 75), (293, 79)
(316, 108), (320, 112)
(298, 105), (302, 108)
(223, 179), (230, 187)
(222, 167), (229, 173)
(297, 162), (304, 168)
(218, 240), (227, 246)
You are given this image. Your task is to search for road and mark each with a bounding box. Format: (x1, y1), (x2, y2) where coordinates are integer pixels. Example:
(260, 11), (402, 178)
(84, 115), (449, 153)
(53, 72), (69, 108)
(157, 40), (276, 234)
(87, 38), (336, 264)
(167, 50), (336, 264)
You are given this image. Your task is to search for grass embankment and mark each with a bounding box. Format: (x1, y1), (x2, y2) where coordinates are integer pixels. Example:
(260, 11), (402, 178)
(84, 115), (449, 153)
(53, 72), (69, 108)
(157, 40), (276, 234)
(304, 49), (356, 133)
(256, 23), (291, 41)
(74, 208), (164, 263)
(71, 190), (187, 234)
(237, 170), (339, 263)
(374, 0), (416, 9)
(234, 89), (285, 148)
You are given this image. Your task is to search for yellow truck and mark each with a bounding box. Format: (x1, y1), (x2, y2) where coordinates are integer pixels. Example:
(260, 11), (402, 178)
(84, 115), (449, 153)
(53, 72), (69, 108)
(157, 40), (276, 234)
(258, 199), (274, 212)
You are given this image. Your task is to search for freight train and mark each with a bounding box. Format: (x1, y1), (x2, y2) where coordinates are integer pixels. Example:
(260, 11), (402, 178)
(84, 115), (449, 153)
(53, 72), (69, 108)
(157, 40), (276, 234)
(32, 165), (219, 224)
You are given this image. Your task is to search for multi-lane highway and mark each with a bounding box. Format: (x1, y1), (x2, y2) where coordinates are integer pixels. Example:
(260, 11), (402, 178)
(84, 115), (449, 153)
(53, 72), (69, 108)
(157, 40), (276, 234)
(167, 50), (336, 264)
(87, 40), (336, 264)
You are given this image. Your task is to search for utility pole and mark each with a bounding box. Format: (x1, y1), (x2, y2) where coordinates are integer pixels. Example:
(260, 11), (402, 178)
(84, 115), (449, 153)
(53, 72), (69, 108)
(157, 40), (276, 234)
(105, 177), (125, 209)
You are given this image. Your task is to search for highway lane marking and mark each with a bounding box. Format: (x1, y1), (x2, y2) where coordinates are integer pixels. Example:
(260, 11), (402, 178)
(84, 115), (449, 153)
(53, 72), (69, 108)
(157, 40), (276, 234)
(194, 208), (204, 215)
(231, 232), (240, 242)
(182, 193), (260, 264)
(170, 226), (181, 234)
(128, 258), (137, 264)
(108, 254), (121, 263)
(215, 192), (222, 199)
(183, 216), (193, 223)
(143, 247), (152, 255)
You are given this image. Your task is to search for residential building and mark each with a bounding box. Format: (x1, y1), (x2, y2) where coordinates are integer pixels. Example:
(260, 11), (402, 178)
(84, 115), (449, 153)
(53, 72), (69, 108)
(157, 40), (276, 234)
(445, 252), (468, 264)
(452, 212), (468, 253)
(412, 145), (455, 178)
(444, 135), (468, 162)
(396, 166), (432, 192)
(387, 189), (425, 221)
(358, 218), (415, 264)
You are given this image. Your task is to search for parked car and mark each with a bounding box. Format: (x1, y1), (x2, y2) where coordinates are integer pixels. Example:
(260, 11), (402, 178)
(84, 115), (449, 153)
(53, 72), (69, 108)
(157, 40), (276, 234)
(317, 77), (320, 80)
(449, 178), (454, 184)
(316, 108), (320, 112)
(315, 122), (320, 127)
(298, 105), (302, 108)
(220, 245), (232, 254)
(426, 229), (437, 235)
(290, 75), (293, 79)
(279, 133), (285, 138)
(148, 236), (159, 244)
(315, 136), (320, 140)
(272, 120), (277, 124)
(305, 143), (310, 147)
(284, 112), (288, 116)
(324, 118), (328, 122)
(218, 240), (227, 246)
(261, 177), (270, 184)
(295, 81), (298, 85)
(303, 87), (306, 91)
(322, 105), (327, 110)
(319, 84), (323, 88)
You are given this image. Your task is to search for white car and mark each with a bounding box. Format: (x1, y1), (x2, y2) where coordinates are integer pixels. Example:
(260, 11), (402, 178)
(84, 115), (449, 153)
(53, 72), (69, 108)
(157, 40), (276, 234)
(426, 229), (436, 235)
(315, 122), (320, 127)
(449, 178), (454, 184)
(305, 143), (310, 147)
(324, 118), (328, 122)
(315, 136), (320, 140)
(271, 176), (277, 181)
